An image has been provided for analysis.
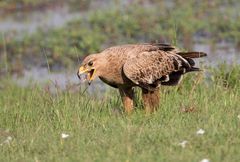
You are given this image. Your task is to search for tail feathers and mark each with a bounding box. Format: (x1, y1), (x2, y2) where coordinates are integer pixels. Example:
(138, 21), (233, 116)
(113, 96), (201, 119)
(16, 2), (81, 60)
(161, 67), (201, 86)
(161, 50), (206, 87)
(177, 52), (207, 58)
(186, 67), (201, 72)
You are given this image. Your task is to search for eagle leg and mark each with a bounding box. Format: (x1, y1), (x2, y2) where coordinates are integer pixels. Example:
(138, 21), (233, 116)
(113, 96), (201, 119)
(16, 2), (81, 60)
(119, 87), (134, 114)
(142, 88), (160, 113)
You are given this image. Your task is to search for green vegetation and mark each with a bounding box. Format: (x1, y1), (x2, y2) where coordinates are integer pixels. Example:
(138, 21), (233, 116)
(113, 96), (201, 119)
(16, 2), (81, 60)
(1, 0), (240, 72)
(0, 65), (240, 162)
(210, 63), (240, 89)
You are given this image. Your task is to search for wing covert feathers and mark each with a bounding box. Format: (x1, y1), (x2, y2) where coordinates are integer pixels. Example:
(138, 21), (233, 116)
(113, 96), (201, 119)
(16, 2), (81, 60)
(123, 47), (206, 90)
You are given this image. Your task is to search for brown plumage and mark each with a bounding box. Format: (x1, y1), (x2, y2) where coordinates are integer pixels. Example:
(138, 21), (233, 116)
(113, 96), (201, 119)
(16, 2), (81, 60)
(77, 43), (207, 113)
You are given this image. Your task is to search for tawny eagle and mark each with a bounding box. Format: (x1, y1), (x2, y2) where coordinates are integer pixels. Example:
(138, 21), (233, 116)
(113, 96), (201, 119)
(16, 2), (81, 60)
(77, 43), (206, 113)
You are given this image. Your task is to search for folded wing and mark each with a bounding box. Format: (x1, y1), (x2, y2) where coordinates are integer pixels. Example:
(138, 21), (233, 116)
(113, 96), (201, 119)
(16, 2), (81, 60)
(123, 50), (204, 91)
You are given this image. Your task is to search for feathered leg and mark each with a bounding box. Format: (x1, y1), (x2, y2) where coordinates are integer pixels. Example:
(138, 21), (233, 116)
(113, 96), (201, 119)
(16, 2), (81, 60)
(119, 87), (134, 114)
(142, 88), (160, 113)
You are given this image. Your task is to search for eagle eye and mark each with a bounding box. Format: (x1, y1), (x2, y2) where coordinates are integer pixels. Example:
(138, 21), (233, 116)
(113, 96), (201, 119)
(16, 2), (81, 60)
(88, 61), (93, 66)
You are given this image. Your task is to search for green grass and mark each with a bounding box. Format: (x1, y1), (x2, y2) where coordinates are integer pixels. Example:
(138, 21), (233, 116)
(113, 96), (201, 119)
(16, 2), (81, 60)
(0, 66), (240, 162)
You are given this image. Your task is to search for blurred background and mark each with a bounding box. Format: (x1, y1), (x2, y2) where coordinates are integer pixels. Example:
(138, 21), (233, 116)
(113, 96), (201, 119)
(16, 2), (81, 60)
(0, 0), (239, 90)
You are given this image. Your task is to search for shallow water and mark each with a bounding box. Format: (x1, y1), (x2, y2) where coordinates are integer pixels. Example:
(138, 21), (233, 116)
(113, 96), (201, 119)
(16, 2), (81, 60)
(0, 0), (129, 35)
(0, 5), (83, 35)
(194, 42), (240, 66)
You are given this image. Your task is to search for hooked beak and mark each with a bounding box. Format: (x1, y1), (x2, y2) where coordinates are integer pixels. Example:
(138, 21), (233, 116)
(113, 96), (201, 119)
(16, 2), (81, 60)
(77, 66), (95, 85)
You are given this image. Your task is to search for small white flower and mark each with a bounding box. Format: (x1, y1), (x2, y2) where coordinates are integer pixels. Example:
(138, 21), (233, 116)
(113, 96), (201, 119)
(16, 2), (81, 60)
(200, 158), (210, 162)
(196, 129), (205, 135)
(0, 136), (12, 146)
(178, 140), (188, 148)
(61, 133), (69, 139)
(237, 115), (240, 119)
(6, 136), (12, 141)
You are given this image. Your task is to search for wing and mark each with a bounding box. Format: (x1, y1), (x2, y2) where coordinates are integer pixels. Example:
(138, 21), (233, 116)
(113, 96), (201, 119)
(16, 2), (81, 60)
(123, 50), (191, 91)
